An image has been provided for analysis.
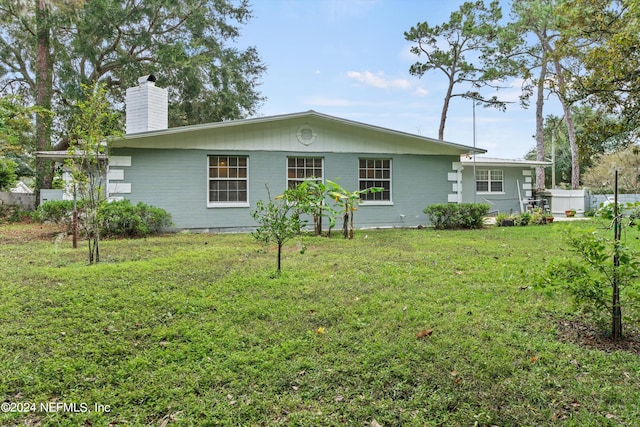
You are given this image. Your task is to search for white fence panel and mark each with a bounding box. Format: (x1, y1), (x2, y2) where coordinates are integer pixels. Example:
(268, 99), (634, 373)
(549, 189), (586, 216)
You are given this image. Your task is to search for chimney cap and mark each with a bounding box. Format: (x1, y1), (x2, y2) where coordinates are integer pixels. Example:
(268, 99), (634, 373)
(138, 74), (157, 85)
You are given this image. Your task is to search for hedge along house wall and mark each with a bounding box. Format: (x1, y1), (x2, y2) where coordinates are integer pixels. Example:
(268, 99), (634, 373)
(0, 192), (36, 211)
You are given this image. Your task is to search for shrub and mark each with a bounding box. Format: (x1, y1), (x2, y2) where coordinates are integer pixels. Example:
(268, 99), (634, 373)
(0, 158), (18, 191)
(33, 199), (172, 238)
(515, 211), (531, 226)
(495, 212), (513, 226)
(539, 229), (640, 337)
(0, 205), (30, 223)
(32, 200), (75, 232)
(99, 200), (172, 237)
(424, 203), (490, 230)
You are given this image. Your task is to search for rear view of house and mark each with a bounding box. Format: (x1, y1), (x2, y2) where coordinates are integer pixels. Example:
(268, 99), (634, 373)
(109, 77), (485, 231)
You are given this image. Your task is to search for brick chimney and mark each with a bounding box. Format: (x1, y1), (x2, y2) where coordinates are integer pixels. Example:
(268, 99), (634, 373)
(125, 75), (168, 134)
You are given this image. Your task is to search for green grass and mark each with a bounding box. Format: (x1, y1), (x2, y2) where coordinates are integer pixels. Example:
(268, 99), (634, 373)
(1, 222), (639, 426)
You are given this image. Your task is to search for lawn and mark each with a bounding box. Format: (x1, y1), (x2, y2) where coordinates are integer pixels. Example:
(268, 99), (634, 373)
(1, 221), (639, 426)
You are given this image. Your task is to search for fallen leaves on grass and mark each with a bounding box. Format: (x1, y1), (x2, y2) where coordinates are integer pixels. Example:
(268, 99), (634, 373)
(416, 329), (432, 339)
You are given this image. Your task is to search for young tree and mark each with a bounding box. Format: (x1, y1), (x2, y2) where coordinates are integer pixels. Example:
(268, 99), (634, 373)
(0, 95), (42, 183)
(280, 179), (332, 236)
(66, 83), (122, 264)
(251, 197), (301, 276)
(405, 0), (513, 140)
(0, 158), (18, 191)
(327, 180), (382, 240)
(0, 95), (38, 155)
(541, 174), (640, 340)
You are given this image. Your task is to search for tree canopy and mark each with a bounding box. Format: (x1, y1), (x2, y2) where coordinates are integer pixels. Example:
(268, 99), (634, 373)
(0, 0), (265, 195)
(405, 0), (514, 140)
(408, 0), (640, 190)
(1, 0), (265, 129)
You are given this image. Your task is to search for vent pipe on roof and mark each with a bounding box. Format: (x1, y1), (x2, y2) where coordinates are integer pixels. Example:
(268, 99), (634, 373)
(125, 75), (168, 134)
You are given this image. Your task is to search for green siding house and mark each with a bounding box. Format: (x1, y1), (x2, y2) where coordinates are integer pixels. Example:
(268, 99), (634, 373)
(106, 76), (546, 231)
(455, 156), (551, 214)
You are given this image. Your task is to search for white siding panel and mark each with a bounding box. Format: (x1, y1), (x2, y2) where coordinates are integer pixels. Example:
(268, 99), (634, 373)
(117, 117), (477, 156)
(108, 169), (124, 180)
(110, 156), (132, 167)
(108, 183), (131, 194)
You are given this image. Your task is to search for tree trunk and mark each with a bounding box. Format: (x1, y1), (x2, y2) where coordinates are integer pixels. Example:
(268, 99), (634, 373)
(535, 57), (548, 191)
(277, 242), (282, 275)
(342, 212), (349, 239)
(438, 76), (455, 140)
(552, 57), (580, 189)
(612, 170), (622, 339)
(35, 0), (54, 204)
(559, 102), (580, 189)
(349, 211), (354, 239)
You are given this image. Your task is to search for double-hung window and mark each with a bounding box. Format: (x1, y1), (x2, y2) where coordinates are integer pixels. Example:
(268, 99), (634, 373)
(476, 169), (503, 193)
(359, 159), (391, 202)
(287, 157), (323, 188)
(208, 155), (248, 206)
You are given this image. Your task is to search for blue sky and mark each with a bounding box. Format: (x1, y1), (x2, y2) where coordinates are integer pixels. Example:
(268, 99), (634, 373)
(238, 0), (562, 159)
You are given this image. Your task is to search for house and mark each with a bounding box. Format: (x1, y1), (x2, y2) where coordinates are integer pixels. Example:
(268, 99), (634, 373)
(456, 156), (552, 214)
(10, 181), (33, 194)
(108, 77), (489, 231)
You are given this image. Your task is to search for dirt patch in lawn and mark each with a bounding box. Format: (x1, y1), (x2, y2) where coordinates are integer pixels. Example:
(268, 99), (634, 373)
(556, 319), (640, 355)
(0, 223), (64, 244)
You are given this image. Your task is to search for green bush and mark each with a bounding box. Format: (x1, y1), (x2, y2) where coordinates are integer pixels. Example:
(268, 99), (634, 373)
(515, 211), (531, 226)
(423, 203), (490, 230)
(0, 158), (18, 191)
(495, 212), (512, 226)
(32, 200), (75, 231)
(33, 199), (172, 237)
(0, 205), (30, 223)
(99, 200), (172, 237)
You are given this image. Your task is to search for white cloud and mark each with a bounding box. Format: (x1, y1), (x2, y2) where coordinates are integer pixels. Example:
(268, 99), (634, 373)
(346, 70), (412, 91)
(413, 87), (429, 97)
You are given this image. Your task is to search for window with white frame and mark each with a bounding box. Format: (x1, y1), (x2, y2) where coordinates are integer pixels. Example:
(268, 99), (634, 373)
(208, 155), (248, 206)
(287, 157), (323, 188)
(476, 169), (503, 193)
(359, 158), (391, 202)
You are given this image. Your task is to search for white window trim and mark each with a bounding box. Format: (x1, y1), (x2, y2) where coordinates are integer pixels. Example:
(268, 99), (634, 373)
(360, 200), (394, 206)
(358, 158), (393, 205)
(207, 155), (250, 208)
(286, 156), (325, 188)
(476, 169), (504, 195)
